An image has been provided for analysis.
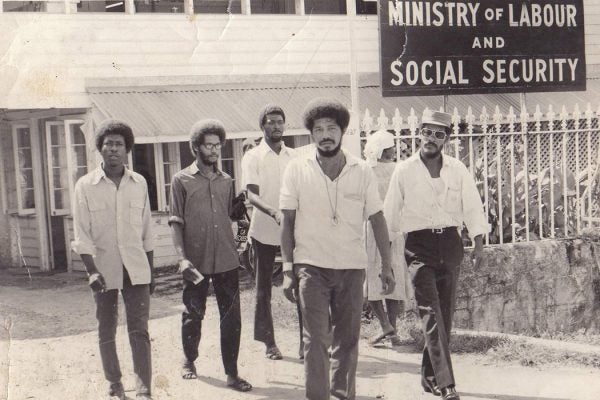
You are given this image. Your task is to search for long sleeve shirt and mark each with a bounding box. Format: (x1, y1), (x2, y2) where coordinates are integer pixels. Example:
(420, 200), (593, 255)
(71, 167), (154, 290)
(383, 153), (488, 240)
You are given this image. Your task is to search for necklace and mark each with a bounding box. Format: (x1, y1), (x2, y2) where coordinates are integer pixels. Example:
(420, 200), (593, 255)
(317, 157), (344, 226)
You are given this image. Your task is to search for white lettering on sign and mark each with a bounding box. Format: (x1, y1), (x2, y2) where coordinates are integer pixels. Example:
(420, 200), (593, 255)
(472, 37), (505, 49)
(508, 3), (577, 27)
(388, 1), (480, 26)
(390, 60), (469, 86)
(482, 58), (579, 83)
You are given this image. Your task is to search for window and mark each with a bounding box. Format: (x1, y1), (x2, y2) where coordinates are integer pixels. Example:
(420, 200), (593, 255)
(134, 0), (184, 13)
(305, 0), (346, 14)
(156, 143), (180, 211)
(194, 0), (241, 13)
(250, 0), (294, 14)
(356, 0), (377, 15)
(45, 120), (89, 216)
(4, 2), (46, 12)
(220, 139), (235, 183)
(12, 125), (35, 214)
(77, 1), (125, 12)
(1, 129), (17, 212)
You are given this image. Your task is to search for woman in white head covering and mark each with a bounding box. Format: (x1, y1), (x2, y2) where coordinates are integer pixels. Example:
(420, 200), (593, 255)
(363, 130), (412, 346)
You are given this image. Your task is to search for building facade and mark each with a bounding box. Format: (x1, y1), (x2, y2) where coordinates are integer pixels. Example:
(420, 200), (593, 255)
(0, 0), (598, 270)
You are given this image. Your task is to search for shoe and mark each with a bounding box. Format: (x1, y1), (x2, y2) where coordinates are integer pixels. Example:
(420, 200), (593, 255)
(108, 382), (125, 400)
(440, 386), (460, 400)
(421, 376), (440, 396)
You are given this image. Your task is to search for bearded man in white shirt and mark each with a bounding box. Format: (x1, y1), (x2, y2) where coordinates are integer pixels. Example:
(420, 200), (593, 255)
(280, 98), (395, 400)
(384, 110), (487, 400)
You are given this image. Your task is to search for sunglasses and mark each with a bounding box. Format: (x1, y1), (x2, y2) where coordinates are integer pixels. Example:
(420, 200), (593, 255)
(420, 128), (447, 140)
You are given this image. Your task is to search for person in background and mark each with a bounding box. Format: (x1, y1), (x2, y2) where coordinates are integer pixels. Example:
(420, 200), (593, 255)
(280, 98), (395, 400)
(363, 130), (412, 347)
(72, 120), (154, 400)
(242, 104), (303, 360)
(169, 119), (252, 392)
(384, 110), (487, 400)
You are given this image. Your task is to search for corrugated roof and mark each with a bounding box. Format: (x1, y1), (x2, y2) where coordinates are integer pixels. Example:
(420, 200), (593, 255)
(88, 79), (600, 142)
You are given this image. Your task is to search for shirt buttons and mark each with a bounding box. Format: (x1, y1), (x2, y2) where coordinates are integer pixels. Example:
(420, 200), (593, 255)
(214, 224), (218, 228)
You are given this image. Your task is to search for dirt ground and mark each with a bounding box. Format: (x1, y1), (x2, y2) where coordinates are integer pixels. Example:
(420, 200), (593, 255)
(1, 267), (600, 400)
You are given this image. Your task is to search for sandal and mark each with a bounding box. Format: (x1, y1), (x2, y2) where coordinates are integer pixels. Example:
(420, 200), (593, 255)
(227, 376), (253, 392)
(266, 345), (283, 360)
(369, 329), (395, 346)
(181, 362), (197, 379)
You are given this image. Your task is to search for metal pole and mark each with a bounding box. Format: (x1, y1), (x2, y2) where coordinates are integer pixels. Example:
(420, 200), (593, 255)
(344, 0), (362, 157)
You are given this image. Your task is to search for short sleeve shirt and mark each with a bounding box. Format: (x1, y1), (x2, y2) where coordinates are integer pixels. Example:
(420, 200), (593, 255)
(280, 148), (383, 270)
(169, 163), (239, 275)
(241, 141), (296, 245)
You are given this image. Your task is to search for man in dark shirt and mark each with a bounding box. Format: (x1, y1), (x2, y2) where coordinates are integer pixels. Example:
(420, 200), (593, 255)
(169, 119), (252, 392)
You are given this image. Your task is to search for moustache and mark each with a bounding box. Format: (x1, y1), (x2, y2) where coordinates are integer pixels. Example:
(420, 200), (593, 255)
(319, 140), (335, 145)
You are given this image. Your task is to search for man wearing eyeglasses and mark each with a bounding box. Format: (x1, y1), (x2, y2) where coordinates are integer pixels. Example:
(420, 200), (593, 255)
(241, 104), (303, 361)
(169, 119), (252, 392)
(384, 110), (488, 400)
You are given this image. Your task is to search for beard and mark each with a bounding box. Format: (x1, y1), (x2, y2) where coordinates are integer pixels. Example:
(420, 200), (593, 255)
(317, 141), (342, 157)
(420, 145), (443, 159)
(269, 135), (283, 143)
(199, 154), (218, 166)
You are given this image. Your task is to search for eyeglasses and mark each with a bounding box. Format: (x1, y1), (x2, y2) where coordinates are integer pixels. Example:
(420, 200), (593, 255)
(420, 128), (447, 140)
(202, 143), (222, 150)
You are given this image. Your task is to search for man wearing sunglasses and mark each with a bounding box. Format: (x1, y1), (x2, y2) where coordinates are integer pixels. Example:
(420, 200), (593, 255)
(169, 119), (252, 392)
(384, 110), (487, 400)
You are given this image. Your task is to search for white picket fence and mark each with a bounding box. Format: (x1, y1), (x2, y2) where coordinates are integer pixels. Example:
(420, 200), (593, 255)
(360, 103), (600, 245)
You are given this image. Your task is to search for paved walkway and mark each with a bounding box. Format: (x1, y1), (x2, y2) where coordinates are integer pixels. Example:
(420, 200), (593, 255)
(1, 268), (599, 400)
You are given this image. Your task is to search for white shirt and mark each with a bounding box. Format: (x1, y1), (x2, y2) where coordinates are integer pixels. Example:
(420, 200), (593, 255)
(241, 141), (296, 245)
(72, 167), (154, 290)
(280, 147), (383, 270)
(384, 153), (488, 240)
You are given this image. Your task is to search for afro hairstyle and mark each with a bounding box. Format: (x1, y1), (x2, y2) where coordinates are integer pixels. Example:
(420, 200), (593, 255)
(302, 98), (350, 132)
(95, 119), (135, 153)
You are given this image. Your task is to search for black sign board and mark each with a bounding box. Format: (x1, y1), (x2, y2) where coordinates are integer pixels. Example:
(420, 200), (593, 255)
(379, 0), (586, 96)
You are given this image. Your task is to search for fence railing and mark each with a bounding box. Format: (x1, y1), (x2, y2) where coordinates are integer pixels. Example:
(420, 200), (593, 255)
(360, 103), (600, 245)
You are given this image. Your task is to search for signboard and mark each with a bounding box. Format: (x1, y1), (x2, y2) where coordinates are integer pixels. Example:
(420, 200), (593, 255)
(379, 0), (586, 96)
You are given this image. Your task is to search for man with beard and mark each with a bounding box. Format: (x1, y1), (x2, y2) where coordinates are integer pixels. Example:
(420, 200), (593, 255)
(241, 104), (303, 360)
(169, 119), (252, 392)
(72, 120), (154, 400)
(384, 110), (487, 400)
(280, 98), (396, 400)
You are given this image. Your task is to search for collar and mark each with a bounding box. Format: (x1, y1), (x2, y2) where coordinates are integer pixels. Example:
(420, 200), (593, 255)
(408, 151), (452, 168)
(188, 161), (223, 177)
(256, 139), (291, 156)
(91, 164), (143, 185)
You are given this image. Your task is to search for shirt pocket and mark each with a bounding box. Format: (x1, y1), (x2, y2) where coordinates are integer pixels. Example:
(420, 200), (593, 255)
(339, 194), (365, 227)
(446, 184), (462, 213)
(88, 199), (110, 229)
(129, 200), (145, 225)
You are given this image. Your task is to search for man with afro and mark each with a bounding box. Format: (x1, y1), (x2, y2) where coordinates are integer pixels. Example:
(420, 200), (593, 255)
(280, 98), (395, 400)
(169, 119), (252, 392)
(72, 119), (155, 400)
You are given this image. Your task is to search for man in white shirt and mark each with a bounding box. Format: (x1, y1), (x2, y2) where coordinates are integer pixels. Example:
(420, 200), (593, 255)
(384, 110), (488, 400)
(72, 120), (154, 400)
(242, 104), (302, 360)
(280, 98), (395, 400)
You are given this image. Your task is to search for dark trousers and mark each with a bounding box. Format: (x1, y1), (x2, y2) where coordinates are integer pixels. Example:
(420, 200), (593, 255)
(94, 268), (151, 395)
(253, 238), (304, 350)
(181, 268), (241, 377)
(296, 264), (365, 400)
(405, 228), (464, 390)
